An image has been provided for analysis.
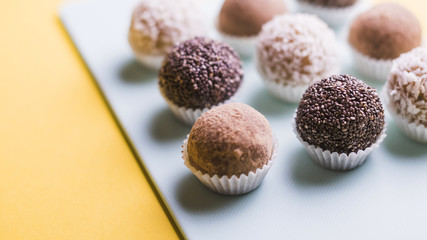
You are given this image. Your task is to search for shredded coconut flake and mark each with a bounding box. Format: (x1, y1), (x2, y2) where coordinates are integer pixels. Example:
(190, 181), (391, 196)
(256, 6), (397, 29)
(128, 0), (204, 56)
(387, 47), (427, 126)
(256, 14), (339, 87)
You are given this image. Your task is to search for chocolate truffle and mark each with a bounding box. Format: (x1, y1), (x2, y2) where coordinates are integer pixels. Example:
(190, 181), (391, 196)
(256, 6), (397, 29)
(387, 47), (427, 127)
(128, 0), (204, 68)
(218, 0), (287, 37)
(256, 14), (339, 101)
(298, 0), (357, 8)
(187, 103), (273, 177)
(296, 74), (385, 154)
(159, 37), (243, 110)
(349, 3), (422, 60)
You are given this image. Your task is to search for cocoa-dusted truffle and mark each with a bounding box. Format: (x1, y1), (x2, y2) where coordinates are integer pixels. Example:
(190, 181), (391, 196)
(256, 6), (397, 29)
(387, 47), (427, 127)
(298, 0), (357, 8)
(159, 37), (243, 110)
(187, 103), (273, 177)
(296, 74), (385, 154)
(349, 3), (421, 60)
(218, 0), (287, 36)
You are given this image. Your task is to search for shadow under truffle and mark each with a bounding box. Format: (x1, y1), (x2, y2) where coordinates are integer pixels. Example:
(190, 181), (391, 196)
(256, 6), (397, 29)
(150, 107), (190, 142)
(383, 121), (427, 157)
(175, 174), (256, 213)
(250, 88), (298, 117)
(119, 59), (157, 83)
(289, 148), (363, 187)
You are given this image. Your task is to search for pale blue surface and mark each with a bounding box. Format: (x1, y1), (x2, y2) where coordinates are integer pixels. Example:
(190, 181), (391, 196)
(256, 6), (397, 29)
(61, 1), (427, 239)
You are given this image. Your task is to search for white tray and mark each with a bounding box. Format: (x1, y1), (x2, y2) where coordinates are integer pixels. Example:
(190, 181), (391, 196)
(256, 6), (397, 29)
(60, 0), (427, 239)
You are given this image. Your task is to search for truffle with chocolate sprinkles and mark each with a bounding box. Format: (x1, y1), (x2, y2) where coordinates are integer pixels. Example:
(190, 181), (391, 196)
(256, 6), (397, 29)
(159, 37), (243, 109)
(296, 74), (385, 154)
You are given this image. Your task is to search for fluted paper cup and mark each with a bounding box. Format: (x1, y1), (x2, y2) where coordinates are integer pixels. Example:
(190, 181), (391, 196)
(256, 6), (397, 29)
(297, 1), (360, 27)
(218, 32), (257, 58)
(392, 114), (427, 144)
(160, 88), (238, 125)
(263, 79), (308, 103)
(135, 53), (164, 70)
(350, 46), (393, 82)
(255, 58), (312, 103)
(293, 119), (387, 170)
(164, 98), (210, 125)
(382, 88), (427, 144)
(182, 136), (278, 195)
(215, 17), (257, 58)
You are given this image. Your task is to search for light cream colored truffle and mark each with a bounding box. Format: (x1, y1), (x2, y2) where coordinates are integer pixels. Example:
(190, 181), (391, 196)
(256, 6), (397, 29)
(128, 0), (204, 57)
(387, 47), (427, 127)
(256, 14), (339, 87)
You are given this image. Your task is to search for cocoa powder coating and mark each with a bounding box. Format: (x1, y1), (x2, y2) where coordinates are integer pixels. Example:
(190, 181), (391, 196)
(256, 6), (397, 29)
(159, 37), (243, 109)
(218, 0), (287, 36)
(187, 103), (273, 178)
(296, 75), (385, 154)
(349, 3), (421, 60)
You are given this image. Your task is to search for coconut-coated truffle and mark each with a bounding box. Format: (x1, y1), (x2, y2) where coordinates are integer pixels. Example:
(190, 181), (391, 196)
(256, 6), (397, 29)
(128, 0), (204, 56)
(187, 103), (273, 178)
(298, 0), (357, 7)
(296, 75), (385, 154)
(348, 3), (422, 60)
(257, 14), (339, 87)
(387, 47), (427, 127)
(159, 37), (243, 109)
(218, 0), (287, 36)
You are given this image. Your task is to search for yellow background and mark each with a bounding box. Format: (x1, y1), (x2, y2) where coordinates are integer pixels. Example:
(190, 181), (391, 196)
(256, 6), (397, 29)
(0, 0), (425, 239)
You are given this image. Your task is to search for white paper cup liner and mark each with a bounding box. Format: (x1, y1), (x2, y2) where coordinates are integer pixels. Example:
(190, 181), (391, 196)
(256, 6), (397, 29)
(392, 114), (427, 144)
(255, 57), (308, 103)
(165, 99), (209, 125)
(160, 88), (238, 125)
(292, 117), (387, 170)
(134, 53), (164, 70)
(382, 90), (427, 144)
(182, 136), (278, 195)
(297, 1), (359, 27)
(350, 46), (393, 82)
(215, 18), (257, 58)
(263, 79), (308, 103)
(218, 32), (257, 58)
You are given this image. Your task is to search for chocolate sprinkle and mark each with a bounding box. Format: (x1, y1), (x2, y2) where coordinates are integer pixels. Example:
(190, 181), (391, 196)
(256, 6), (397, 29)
(296, 74), (385, 154)
(159, 37), (243, 109)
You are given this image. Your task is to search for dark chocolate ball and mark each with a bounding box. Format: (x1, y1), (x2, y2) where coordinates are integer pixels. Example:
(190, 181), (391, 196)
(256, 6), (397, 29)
(159, 37), (243, 109)
(296, 74), (385, 154)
